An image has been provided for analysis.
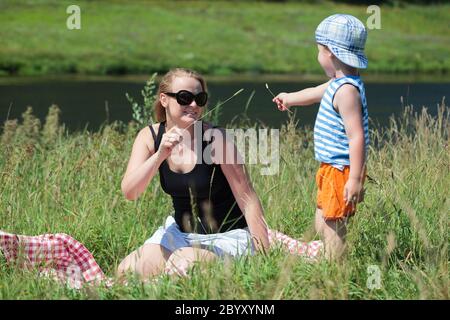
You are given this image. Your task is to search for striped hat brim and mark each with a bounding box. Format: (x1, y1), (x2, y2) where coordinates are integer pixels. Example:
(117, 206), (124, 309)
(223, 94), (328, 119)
(328, 44), (368, 69)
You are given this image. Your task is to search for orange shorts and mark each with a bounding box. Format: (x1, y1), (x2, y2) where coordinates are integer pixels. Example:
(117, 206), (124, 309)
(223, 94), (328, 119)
(316, 163), (365, 220)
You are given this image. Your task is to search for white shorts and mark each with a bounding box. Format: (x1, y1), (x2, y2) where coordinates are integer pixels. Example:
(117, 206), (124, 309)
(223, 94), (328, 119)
(144, 216), (254, 258)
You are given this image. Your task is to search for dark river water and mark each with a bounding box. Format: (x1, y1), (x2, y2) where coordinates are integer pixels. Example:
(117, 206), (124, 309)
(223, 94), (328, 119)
(0, 75), (448, 132)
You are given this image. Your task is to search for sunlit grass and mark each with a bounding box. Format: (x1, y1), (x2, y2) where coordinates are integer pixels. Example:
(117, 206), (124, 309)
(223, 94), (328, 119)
(0, 93), (448, 299)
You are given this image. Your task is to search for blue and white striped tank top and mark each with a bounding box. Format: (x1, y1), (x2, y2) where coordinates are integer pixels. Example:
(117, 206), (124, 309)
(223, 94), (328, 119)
(313, 75), (369, 170)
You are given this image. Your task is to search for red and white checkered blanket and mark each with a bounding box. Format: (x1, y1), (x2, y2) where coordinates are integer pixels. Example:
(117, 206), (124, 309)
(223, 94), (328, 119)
(0, 231), (107, 289)
(0, 229), (322, 288)
(268, 229), (323, 259)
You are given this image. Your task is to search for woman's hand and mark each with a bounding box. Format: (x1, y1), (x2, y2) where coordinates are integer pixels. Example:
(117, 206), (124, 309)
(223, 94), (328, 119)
(273, 92), (291, 112)
(157, 128), (183, 160)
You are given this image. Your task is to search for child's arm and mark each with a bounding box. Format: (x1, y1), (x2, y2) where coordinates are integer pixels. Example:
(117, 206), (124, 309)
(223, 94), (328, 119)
(334, 84), (366, 205)
(273, 79), (332, 111)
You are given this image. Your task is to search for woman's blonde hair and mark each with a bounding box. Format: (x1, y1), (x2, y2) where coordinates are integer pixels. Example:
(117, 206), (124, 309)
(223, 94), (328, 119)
(154, 68), (208, 122)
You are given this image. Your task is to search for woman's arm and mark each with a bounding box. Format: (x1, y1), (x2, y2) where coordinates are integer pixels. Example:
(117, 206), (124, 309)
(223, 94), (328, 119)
(211, 128), (270, 253)
(121, 125), (182, 200)
(121, 126), (162, 200)
(221, 163), (270, 253)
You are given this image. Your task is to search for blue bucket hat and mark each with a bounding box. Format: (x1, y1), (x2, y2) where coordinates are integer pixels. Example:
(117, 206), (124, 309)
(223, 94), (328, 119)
(315, 14), (368, 69)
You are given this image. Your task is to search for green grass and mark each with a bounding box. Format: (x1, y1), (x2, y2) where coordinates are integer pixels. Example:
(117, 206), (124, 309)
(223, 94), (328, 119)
(0, 0), (449, 76)
(0, 92), (448, 299)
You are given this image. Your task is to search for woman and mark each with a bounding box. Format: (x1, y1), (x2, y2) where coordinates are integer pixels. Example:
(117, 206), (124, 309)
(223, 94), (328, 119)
(0, 68), (321, 287)
(117, 68), (325, 280)
(117, 68), (270, 279)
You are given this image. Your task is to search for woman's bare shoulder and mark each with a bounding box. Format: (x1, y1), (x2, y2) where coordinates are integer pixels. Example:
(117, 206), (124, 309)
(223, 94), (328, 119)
(136, 123), (161, 152)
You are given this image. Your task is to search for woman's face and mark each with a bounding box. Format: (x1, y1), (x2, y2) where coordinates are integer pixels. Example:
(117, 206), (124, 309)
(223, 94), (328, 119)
(161, 76), (205, 126)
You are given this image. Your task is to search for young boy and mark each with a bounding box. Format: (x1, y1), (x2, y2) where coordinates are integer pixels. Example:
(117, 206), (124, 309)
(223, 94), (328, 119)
(273, 14), (369, 260)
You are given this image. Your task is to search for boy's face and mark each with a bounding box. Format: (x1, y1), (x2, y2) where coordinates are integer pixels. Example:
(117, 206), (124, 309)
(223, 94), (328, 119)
(317, 44), (335, 78)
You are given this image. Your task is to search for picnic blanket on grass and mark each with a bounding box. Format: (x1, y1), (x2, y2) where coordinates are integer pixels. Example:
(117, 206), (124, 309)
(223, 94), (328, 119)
(0, 231), (106, 289)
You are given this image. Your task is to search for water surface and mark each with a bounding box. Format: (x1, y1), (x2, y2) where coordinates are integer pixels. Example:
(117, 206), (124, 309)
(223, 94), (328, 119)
(0, 74), (448, 131)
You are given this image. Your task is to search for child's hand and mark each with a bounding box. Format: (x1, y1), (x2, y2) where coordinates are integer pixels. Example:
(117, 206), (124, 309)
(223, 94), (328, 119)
(343, 177), (364, 206)
(273, 93), (291, 112)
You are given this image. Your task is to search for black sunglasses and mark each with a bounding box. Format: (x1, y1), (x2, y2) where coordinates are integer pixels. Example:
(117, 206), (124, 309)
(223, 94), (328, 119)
(164, 90), (208, 107)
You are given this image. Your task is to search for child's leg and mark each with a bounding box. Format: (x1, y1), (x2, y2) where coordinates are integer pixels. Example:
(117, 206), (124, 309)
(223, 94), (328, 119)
(315, 208), (347, 260)
(314, 208), (325, 236)
(315, 164), (356, 260)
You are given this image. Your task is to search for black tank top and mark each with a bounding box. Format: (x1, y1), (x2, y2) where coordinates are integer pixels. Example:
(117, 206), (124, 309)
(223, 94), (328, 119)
(149, 121), (247, 234)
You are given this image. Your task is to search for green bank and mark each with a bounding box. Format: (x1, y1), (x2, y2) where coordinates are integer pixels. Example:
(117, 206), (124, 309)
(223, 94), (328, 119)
(0, 0), (449, 76)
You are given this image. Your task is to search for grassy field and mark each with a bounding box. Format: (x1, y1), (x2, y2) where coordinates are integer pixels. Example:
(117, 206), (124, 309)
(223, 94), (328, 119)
(0, 0), (449, 76)
(0, 89), (448, 299)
